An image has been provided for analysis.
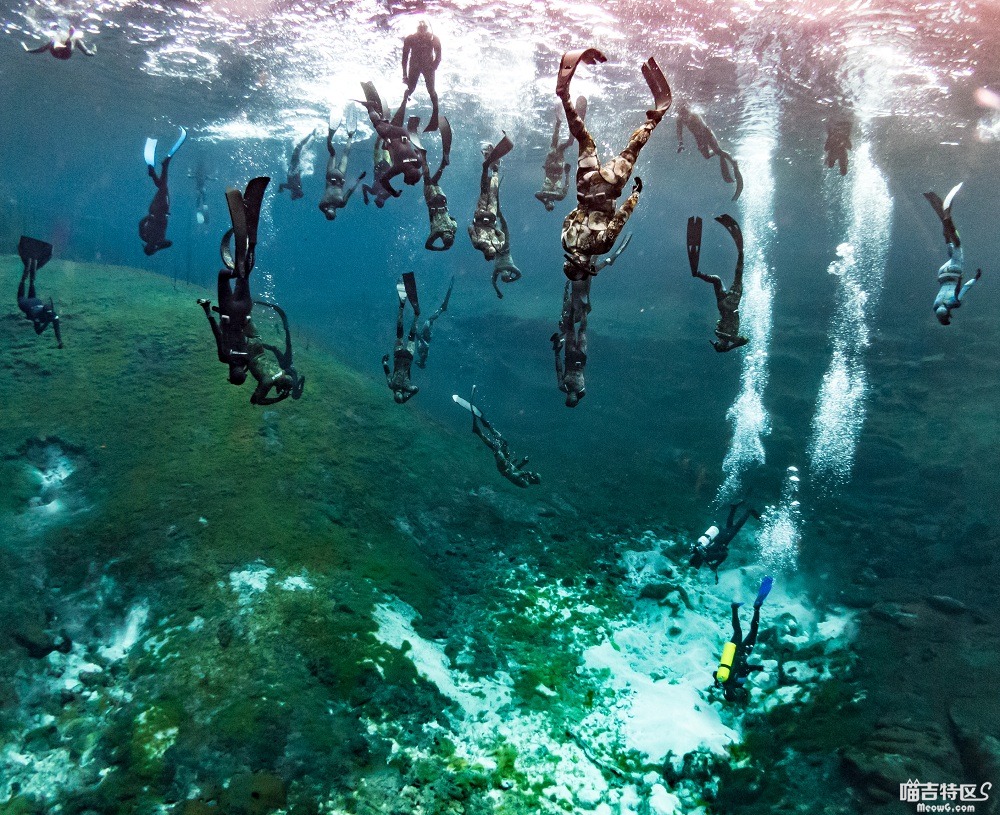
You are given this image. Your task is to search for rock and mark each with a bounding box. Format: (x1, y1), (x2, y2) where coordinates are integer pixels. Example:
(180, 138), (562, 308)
(949, 710), (1000, 815)
(220, 772), (287, 815)
(649, 784), (681, 815)
(10, 623), (71, 659)
(840, 720), (962, 802)
(869, 602), (917, 629)
(925, 595), (968, 615)
(783, 661), (819, 684)
(639, 583), (672, 601)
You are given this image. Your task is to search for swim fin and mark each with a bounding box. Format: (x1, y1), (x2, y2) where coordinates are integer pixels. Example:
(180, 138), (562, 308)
(402, 271), (419, 312)
(360, 81), (384, 119)
(224, 188), (248, 271)
(686, 216), (703, 275)
(641, 56), (672, 118)
(167, 126), (188, 158)
(452, 392), (484, 419)
(345, 102), (359, 137)
(715, 214), (744, 255)
(923, 190), (959, 245)
(942, 182), (963, 214)
(144, 138), (157, 168)
(754, 576), (774, 608)
(242, 176), (270, 251)
(556, 48), (607, 96)
(440, 276), (454, 312)
(439, 116), (453, 165)
(391, 96), (407, 128)
(406, 116), (425, 154)
(484, 132), (514, 168)
(730, 158), (744, 202)
(18, 235), (53, 269)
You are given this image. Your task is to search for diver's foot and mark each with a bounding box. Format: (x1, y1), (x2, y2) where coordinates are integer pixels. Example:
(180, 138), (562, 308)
(197, 298), (211, 312)
(556, 48), (607, 97)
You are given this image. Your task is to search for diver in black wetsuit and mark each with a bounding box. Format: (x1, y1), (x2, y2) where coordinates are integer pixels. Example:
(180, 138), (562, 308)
(415, 277), (453, 369)
(713, 577), (773, 704)
(687, 214), (748, 352)
(690, 500), (761, 583)
(319, 116), (367, 220)
(383, 273), (420, 404)
(401, 21), (442, 133)
(824, 113), (853, 176)
(16, 236), (63, 349)
(676, 101), (743, 201)
(419, 116), (458, 250)
(198, 178), (299, 404)
(923, 183), (982, 325)
(535, 101), (581, 211)
(461, 387), (540, 488)
(139, 127), (187, 256)
(359, 82), (423, 205)
(22, 27), (95, 58)
(551, 234), (631, 407)
(278, 130), (314, 201)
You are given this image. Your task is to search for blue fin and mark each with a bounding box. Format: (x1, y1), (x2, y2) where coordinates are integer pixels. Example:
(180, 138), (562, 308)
(754, 576), (774, 607)
(144, 138), (157, 167)
(167, 126), (188, 158)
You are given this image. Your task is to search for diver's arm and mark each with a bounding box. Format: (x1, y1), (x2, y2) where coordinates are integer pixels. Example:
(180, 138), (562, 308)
(75, 39), (96, 56)
(382, 354), (392, 384)
(401, 37), (411, 77)
(22, 40), (52, 54)
(432, 36), (442, 69)
(957, 269), (982, 303)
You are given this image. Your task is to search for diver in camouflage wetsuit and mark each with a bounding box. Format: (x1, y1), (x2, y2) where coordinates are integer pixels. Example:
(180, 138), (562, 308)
(419, 116), (458, 250)
(535, 101), (581, 211)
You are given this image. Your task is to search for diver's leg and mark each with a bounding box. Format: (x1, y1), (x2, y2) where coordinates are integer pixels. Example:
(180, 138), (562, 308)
(560, 91), (593, 151)
(604, 191), (640, 248)
(424, 68), (439, 128)
(18, 261), (31, 300)
(745, 605), (760, 650)
(27, 262), (38, 299)
(619, 118), (657, 167)
(730, 603), (743, 645)
(694, 272), (726, 299)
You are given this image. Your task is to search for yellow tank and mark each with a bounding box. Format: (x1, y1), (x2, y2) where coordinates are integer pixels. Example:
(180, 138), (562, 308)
(716, 641), (737, 682)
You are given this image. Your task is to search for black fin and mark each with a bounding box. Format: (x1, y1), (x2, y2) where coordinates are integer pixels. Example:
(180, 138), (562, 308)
(556, 48), (607, 96)
(715, 214), (743, 255)
(484, 132), (514, 167)
(439, 116), (453, 164)
(402, 271), (419, 312)
(18, 235), (53, 269)
(686, 216), (703, 275)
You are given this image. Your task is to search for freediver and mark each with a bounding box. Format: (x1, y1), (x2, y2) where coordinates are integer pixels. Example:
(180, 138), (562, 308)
(358, 81), (423, 207)
(690, 500), (762, 583)
(823, 113), (853, 176)
(189, 160), (217, 225)
(713, 577), (773, 704)
(319, 113), (367, 220)
(490, 209), (523, 298)
(415, 277), (453, 368)
(687, 214), (749, 352)
(675, 101), (743, 201)
(22, 27), (95, 58)
(198, 177), (300, 405)
(456, 387), (541, 488)
(250, 300), (305, 403)
(535, 99), (584, 212)
(923, 183), (982, 325)
(401, 20), (442, 132)
(16, 236), (63, 349)
(383, 273), (421, 404)
(419, 115), (459, 250)
(557, 48), (671, 281)
(139, 126), (187, 256)
(468, 134), (514, 262)
(278, 129), (314, 201)
(550, 234), (631, 407)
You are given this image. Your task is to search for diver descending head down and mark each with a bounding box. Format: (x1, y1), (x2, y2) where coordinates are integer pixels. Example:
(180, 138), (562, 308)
(923, 183), (982, 326)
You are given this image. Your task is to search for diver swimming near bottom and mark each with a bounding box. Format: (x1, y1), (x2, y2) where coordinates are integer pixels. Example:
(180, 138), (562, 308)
(198, 177), (302, 405)
(16, 236), (63, 349)
(923, 182), (982, 326)
(690, 499), (761, 583)
(714, 576), (773, 704)
(383, 273), (421, 404)
(454, 387), (540, 488)
(687, 214), (749, 352)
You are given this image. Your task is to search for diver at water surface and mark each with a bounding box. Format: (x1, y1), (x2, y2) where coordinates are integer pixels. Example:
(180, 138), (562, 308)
(16, 236), (63, 349)
(456, 387), (540, 488)
(199, 177), (299, 405)
(278, 130), (314, 201)
(535, 100), (583, 211)
(714, 577), (773, 704)
(690, 500), (761, 583)
(319, 112), (367, 219)
(676, 100), (743, 201)
(139, 126), (187, 256)
(824, 113), (853, 176)
(687, 214), (749, 352)
(557, 49), (670, 281)
(22, 27), (95, 58)
(923, 182), (982, 326)
(415, 277), (453, 369)
(383, 273), (421, 403)
(401, 20), (442, 132)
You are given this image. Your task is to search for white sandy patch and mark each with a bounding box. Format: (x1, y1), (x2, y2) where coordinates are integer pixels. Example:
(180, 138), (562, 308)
(228, 562), (275, 605)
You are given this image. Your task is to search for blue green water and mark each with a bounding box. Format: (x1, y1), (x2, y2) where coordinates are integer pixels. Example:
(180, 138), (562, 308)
(1, 1), (999, 813)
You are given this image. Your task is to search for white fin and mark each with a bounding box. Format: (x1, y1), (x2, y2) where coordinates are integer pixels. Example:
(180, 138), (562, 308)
(143, 138), (157, 167)
(452, 395), (484, 418)
(942, 182), (963, 212)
